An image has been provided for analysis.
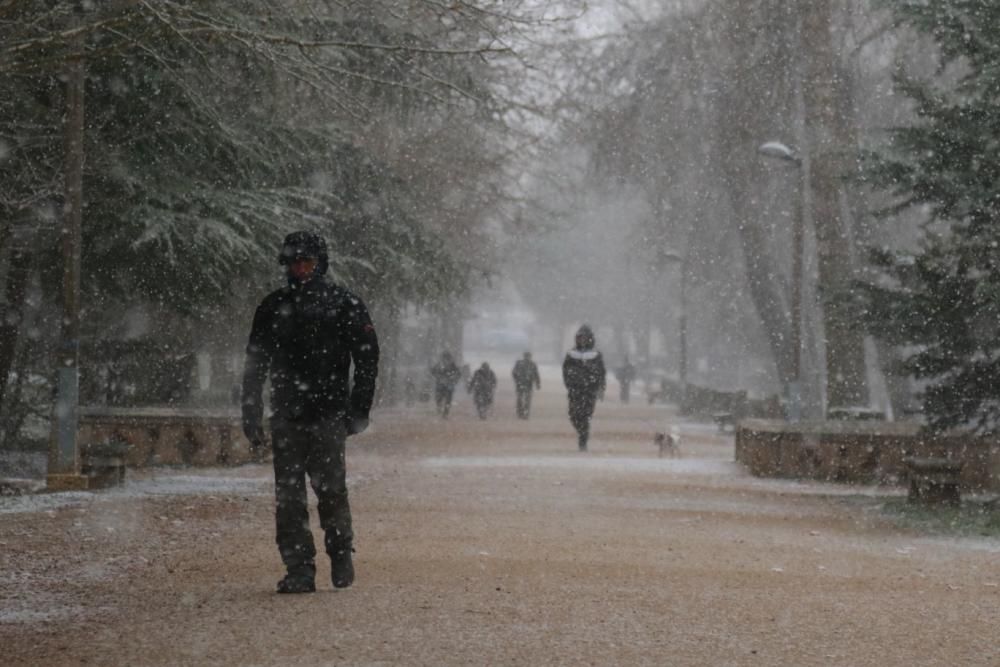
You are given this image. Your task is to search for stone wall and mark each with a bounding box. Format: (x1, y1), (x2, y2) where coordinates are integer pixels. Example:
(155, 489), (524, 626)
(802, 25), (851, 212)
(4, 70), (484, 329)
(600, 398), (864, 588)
(735, 419), (1000, 492)
(78, 407), (253, 467)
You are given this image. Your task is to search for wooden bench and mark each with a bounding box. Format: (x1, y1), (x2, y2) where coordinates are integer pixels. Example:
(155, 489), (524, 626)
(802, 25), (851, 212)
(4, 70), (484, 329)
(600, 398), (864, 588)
(904, 457), (962, 505)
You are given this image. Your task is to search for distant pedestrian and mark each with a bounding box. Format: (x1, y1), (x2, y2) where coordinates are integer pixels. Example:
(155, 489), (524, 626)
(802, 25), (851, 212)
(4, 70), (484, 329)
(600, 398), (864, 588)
(241, 231), (379, 594)
(615, 356), (637, 404)
(512, 352), (541, 419)
(430, 351), (462, 419)
(468, 362), (498, 419)
(562, 325), (606, 451)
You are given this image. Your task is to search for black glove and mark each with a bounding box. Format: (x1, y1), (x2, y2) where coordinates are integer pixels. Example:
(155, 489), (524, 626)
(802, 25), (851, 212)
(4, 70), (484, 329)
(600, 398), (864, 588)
(242, 404), (265, 449)
(344, 414), (370, 436)
(248, 433), (267, 461)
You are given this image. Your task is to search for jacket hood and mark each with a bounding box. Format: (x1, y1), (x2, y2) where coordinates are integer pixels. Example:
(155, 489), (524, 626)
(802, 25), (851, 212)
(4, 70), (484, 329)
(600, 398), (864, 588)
(574, 325), (595, 351)
(280, 230), (329, 284)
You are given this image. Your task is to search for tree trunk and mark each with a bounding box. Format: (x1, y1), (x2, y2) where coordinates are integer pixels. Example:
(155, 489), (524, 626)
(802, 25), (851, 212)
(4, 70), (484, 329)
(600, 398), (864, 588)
(440, 301), (465, 364)
(799, 0), (868, 409)
(713, 0), (798, 391)
(374, 299), (401, 408)
(0, 241), (33, 413)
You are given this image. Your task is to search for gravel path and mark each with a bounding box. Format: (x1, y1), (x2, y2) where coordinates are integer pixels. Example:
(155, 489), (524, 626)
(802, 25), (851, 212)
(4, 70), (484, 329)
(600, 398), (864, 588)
(2, 388), (999, 666)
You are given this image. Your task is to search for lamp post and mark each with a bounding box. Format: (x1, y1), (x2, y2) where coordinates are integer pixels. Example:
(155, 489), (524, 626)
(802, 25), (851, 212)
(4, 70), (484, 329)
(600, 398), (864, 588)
(758, 140), (804, 422)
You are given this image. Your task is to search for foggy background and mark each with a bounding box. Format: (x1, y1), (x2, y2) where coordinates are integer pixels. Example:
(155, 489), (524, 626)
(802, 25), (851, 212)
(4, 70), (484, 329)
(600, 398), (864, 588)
(0, 0), (978, 465)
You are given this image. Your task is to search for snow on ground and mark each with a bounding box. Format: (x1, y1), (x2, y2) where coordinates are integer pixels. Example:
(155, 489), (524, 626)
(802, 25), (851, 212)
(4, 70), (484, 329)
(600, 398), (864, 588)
(0, 490), (95, 516)
(3, 388), (1000, 665)
(424, 454), (740, 476)
(0, 471), (268, 515)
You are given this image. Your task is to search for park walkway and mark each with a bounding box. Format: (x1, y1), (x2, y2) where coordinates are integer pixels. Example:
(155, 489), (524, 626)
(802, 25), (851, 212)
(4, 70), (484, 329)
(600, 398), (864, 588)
(2, 384), (998, 665)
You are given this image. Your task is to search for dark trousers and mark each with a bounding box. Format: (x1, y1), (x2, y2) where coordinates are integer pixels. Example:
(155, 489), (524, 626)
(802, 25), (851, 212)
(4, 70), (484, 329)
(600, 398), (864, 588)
(435, 384), (455, 418)
(515, 387), (533, 419)
(474, 393), (493, 419)
(568, 390), (597, 448)
(271, 418), (351, 573)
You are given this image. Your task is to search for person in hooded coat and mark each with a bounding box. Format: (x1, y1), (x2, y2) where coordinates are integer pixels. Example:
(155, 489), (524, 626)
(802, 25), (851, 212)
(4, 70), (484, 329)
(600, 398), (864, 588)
(468, 362), (498, 419)
(242, 231), (379, 594)
(562, 325), (606, 451)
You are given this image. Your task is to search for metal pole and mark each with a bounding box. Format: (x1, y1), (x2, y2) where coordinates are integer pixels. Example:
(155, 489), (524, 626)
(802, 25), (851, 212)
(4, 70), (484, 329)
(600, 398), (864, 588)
(786, 163), (804, 422)
(49, 37), (85, 478)
(678, 263), (687, 390)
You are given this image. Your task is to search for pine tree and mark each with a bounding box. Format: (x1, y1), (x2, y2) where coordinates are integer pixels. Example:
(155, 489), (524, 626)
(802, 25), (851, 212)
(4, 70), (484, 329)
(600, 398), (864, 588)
(0, 0), (546, 430)
(861, 1), (1000, 433)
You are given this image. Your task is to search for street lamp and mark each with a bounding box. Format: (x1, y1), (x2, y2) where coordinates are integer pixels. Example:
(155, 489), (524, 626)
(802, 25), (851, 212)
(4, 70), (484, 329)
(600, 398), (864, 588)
(758, 140), (804, 422)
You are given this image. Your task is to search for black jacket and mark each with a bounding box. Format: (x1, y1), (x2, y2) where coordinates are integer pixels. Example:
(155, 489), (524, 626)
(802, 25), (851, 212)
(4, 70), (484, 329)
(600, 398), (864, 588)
(242, 276), (379, 428)
(430, 360), (462, 389)
(512, 359), (541, 390)
(469, 367), (497, 399)
(562, 349), (606, 398)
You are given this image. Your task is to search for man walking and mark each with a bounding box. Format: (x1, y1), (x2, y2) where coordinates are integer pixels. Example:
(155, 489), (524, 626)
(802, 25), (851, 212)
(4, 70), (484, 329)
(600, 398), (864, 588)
(430, 351), (462, 418)
(562, 325), (606, 451)
(242, 231), (379, 594)
(468, 362), (498, 419)
(512, 352), (541, 419)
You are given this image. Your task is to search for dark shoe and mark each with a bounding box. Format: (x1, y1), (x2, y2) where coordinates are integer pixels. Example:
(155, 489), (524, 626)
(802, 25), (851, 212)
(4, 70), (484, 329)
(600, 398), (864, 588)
(276, 572), (316, 594)
(331, 548), (355, 589)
